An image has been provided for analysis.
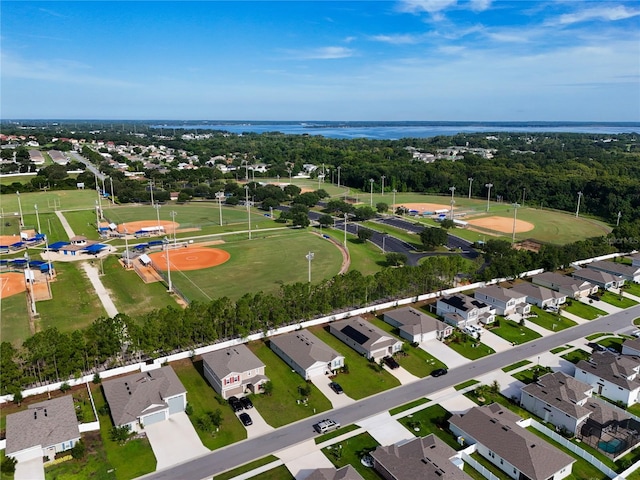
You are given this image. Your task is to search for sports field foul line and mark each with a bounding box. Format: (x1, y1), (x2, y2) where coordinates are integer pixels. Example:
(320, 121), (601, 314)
(168, 258), (213, 302)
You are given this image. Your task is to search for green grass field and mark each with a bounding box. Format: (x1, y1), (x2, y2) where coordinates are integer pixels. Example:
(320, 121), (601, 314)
(0, 291), (31, 346)
(490, 319), (542, 345)
(527, 306), (577, 331)
(502, 360), (532, 372)
(396, 404), (459, 450)
(624, 283), (640, 297)
(170, 230), (343, 302)
(600, 291), (639, 309)
(321, 432), (381, 480)
(564, 301), (607, 320)
(0, 190), (100, 215)
(561, 349), (591, 364)
(444, 335), (495, 360)
(320, 228), (385, 276)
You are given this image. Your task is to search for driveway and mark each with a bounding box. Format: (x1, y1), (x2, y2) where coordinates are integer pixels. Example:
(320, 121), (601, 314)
(475, 369), (526, 400)
(383, 365), (419, 385)
(437, 389), (479, 414)
(275, 440), (334, 480)
(420, 340), (469, 369)
(14, 457), (44, 480)
(356, 412), (414, 446)
(145, 412), (209, 470)
(479, 329), (512, 352)
(310, 376), (356, 408)
(240, 407), (275, 438)
(580, 297), (621, 315)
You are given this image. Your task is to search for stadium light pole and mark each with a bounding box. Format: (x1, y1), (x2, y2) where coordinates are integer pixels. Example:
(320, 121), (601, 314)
(392, 189), (397, 215)
(245, 185), (252, 240)
(164, 237), (173, 293)
(306, 251), (314, 283)
(575, 191), (583, 218)
(449, 186), (456, 220)
(617, 211), (622, 227)
(512, 203), (521, 244)
(110, 177), (115, 204)
(44, 234), (53, 277)
(170, 211), (177, 246)
(154, 202), (161, 233)
(123, 224), (130, 269)
(34, 204), (42, 234)
(337, 166), (341, 187)
(149, 180), (155, 205)
(522, 187), (526, 207)
(217, 191), (224, 226)
(95, 201), (100, 231)
(16, 191), (24, 228)
(467, 177), (473, 199)
(369, 178), (374, 207)
(485, 183), (493, 212)
(343, 213), (348, 247)
(381, 175), (385, 195)
(25, 252), (37, 316)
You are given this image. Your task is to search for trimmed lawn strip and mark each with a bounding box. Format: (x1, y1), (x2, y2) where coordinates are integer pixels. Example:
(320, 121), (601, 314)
(247, 465), (294, 480)
(247, 340), (333, 427)
(315, 424), (360, 444)
(470, 452), (510, 480)
(489, 319), (541, 345)
(321, 432), (382, 480)
(561, 349), (591, 364)
(213, 455), (279, 480)
(528, 306), (576, 331)
(307, 326), (401, 400)
(61, 210), (102, 240)
(564, 301), (607, 320)
(90, 384), (156, 480)
(600, 291), (638, 309)
(586, 332), (612, 341)
(321, 228), (384, 276)
(44, 431), (115, 480)
(454, 379), (480, 391)
(502, 360), (531, 372)
(512, 365), (553, 385)
(444, 334), (495, 360)
(397, 404), (460, 450)
(389, 398), (430, 416)
(172, 358), (245, 450)
(526, 427), (607, 480)
(596, 336), (624, 353)
(463, 462), (494, 480)
(0, 291), (31, 347)
(550, 345), (572, 354)
(624, 283), (640, 297)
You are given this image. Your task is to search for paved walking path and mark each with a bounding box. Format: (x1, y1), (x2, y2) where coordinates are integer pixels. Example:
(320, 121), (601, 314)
(81, 262), (119, 317)
(54, 210), (75, 239)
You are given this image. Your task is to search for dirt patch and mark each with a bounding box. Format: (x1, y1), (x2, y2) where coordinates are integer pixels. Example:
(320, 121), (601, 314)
(0, 235), (21, 245)
(467, 216), (534, 234)
(195, 240), (226, 247)
(32, 281), (51, 301)
(117, 220), (179, 234)
(148, 247), (230, 271)
(0, 272), (26, 298)
(176, 227), (200, 234)
(400, 202), (453, 212)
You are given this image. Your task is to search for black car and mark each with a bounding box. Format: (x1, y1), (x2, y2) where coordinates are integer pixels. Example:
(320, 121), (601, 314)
(383, 356), (400, 369)
(240, 397), (253, 409)
(228, 396), (243, 412)
(588, 343), (606, 352)
(431, 368), (448, 377)
(239, 412), (253, 426)
(329, 382), (344, 394)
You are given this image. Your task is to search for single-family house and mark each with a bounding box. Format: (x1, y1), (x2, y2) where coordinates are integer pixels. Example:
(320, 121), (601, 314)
(329, 317), (403, 360)
(306, 465), (365, 480)
(572, 268), (625, 290)
(435, 294), (496, 328)
(531, 272), (598, 299)
(383, 307), (453, 343)
(630, 254), (640, 268)
(587, 261), (640, 284)
(102, 366), (187, 430)
(449, 404), (575, 480)
(520, 372), (593, 435)
(574, 351), (640, 407)
(370, 434), (471, 480)
(473, 286), (531, 317)
(509, 282), (567, 309)
(269, 330), (344, 380)
(622, 338), (640, 357)
(201, 344), (269, 399)
(5, 396), (80, 463)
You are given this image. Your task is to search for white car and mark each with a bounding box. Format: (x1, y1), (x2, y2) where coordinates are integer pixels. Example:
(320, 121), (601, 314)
(632, 330), (640, 338)
(463, 326), (479, 339)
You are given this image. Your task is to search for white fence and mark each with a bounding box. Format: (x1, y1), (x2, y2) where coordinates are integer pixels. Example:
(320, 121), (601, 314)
(571, 251), (633, 267)
(78, 421), (100, 433)
(460, 449), (501, 480)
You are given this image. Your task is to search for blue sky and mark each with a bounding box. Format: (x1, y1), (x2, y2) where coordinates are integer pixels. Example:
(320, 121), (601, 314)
(2, 1), (639, 121)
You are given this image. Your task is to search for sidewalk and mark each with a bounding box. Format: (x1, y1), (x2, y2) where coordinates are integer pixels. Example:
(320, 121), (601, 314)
(81, 262), (118, 317)
(54, 211), (75, 239)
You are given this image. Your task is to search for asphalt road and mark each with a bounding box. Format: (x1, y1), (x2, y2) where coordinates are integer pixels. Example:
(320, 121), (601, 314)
(68, 151), (106, 181)
(141, 305), (640, 480)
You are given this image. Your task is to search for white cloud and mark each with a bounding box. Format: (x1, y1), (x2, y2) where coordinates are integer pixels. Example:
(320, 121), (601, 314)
(470, 0), (492, 12)
(370, 33), (424, 44)
(287, 46), (355, 60)
(550, 5), (640, 26)
(398, 0), (457, 14)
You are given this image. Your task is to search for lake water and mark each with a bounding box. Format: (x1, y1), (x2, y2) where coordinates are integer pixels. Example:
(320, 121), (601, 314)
(151, 121), (640, 140)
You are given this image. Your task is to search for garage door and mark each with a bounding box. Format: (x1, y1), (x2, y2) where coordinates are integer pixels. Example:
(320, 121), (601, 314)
(307, 364), (326, 378)
(142, 411), (166, 426)
(167, 395), (185, 415)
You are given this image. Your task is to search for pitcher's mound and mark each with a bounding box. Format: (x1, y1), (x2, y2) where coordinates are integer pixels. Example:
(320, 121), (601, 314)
(148, 247), (230, 271)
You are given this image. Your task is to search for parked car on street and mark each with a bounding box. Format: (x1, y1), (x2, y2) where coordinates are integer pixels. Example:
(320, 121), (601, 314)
(239, 412), (253, 426)
(329, 382), (344, 394)
(431, 368), (448, 377)
(314, 419), (340, 434)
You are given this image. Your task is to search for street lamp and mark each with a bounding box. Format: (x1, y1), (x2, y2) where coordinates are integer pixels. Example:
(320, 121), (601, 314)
(369, 178), (374, 207)
(617, 211), (622, 227)
(337, 166), (341, 187)
(467, 177), (473, 199)
(485, 183), (493, 212)
(24, 252), (37, 316)
(576, 191), (583, 218)
(382, 233), (387, 254)
(164, 237), (173, 293)
(34, 204), (41, 234)
(16, 191), (24, 228)
(381, 175), (385, 195)
(154, 202), (161, 232)
(512, 203), (521, 243)
(245, 185), (252, 240)
(449, 186), (456, 220)
(306, 251), (314, 283)
(392, 189), (397, 215)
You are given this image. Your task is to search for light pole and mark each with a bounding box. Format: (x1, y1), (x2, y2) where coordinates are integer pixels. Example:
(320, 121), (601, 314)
(369, 178), (374, 207)
(288, 168), (292, 184)
(95, 201), (100, 231)
(449, 186), (456, 220)
(149, 179), (155, 205)
(337, 166), (341, 187)
(382, 234), (387, 253)
(123, 224), (130, 269)
(485, 183), (493, 212)
(164, 237), (173, 293)
(522, 187), (526, 207)
(25, 252), (37, 316)
(16, 191), (24, 228)
(276, 174), (280, 185)
(217, 191), (224, 226)
(467, 177), (473, 199)
(170, 211), (177, 246)
(576, 191), (583, 218)
(343, 213), (348, 247)
(306, 251), (314, 283)
(44, 234), (53, 277)
(34, 204), (41, 233)
(154, 202), (161, 232)
(110, 177), (115, 204)
(512, 203), (520, 243)
(392, 189), (397, 215)
(381, 175), (385, 195)
(245, 185), (252, 240)
(617, 211), (622, 227)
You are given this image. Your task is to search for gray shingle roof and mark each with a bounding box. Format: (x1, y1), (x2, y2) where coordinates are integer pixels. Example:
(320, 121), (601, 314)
(384, 307), (449, 336)
(269, 330), (342, 370)
(201, 344), (264, 379)
(510, 282), (565, 302)
(102, 366), (186, 426)
(305, 465), (365, 480)
(532, 272), (594, 292)
(576, 351), (640, 391)
(589, 260), (640, 277)
(449, 404), (574, 480)
(475, 286), (525, 303)
(6, 396), (80, 455)
(521, 372), (592, 419)
(371, 434), (471, 480)
(573, 268), (621, 285)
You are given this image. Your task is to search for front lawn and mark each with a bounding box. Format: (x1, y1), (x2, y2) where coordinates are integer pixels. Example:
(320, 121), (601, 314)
(561, 349), (591, 364)
(489, 319), (542, 345)
(213, 455), (279, 480)
(512, 365), (553, 385)
(550, 345), (572, 354)
(586, 332), (612, 340)
(397, 404), (460, 450)
(44, 431), (115, 480)
(464, 386), (531, 419)
(502, 360), (532, 372)
(624, 283), (640, 297)
(322, 432), (382, 480)
(389, 398), (430, 416)
(564, 300), (607, 320)
(527, 306), (576, 332)
(596, 336), (624, 353)
(600, 291), (639, 309)
(454, 379), (480, 391)
(443, 332), (495, 360)
(315, 424), (360, 444)
(307, 326), (401, 400)
(172, 358), (245, 450)
(247, 340), (333, 427)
